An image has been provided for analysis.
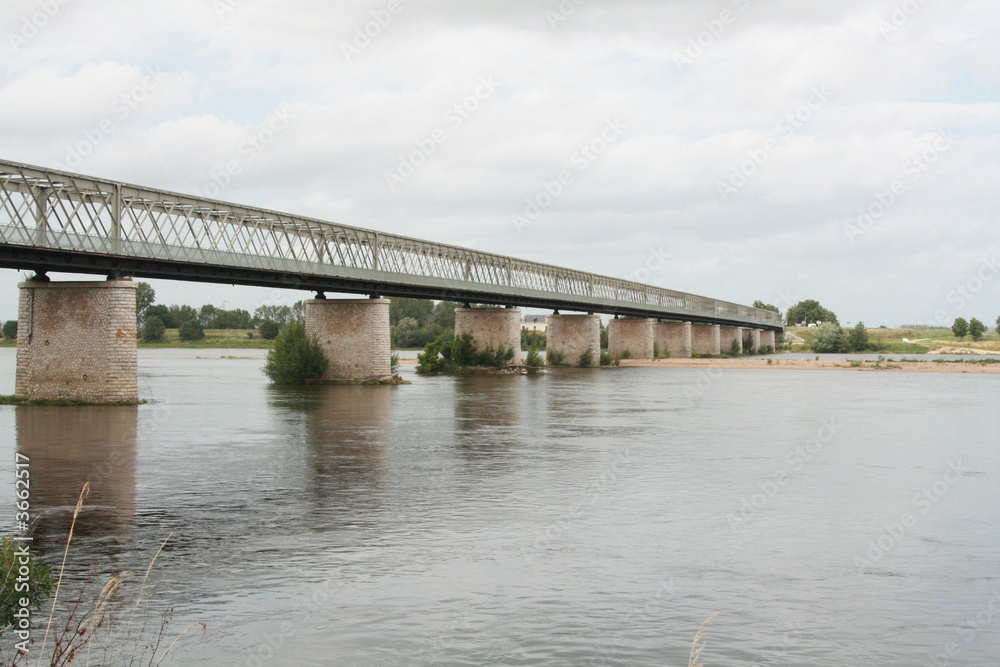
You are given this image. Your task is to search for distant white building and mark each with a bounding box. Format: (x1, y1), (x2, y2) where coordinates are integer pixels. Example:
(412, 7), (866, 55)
(521, 314), (548, 332)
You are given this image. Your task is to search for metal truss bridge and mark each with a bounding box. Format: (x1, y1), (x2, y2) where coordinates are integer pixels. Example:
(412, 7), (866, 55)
(0, 158), (782, 329)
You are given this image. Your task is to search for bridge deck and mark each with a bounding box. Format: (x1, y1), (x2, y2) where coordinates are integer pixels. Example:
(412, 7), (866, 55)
(0, 158), (782, 329)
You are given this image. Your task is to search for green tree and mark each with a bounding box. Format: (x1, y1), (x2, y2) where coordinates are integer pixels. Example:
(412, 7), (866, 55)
(145, 304), (173, 327)
(168, 304), (198, 328)
(952, 317), (968, 339)
(847, 321), (870, 352)
(753, 300), (780, 313)
(262, 321), (328, 383)
(2, 320), (16, 340)
(392, 316), (421, 348)
(968, 318), (986, 341)
(429, 301), (459, 330)
(812, 322), (846, 353)
(135, 281), (156, 324)
(1, 536), (55, 634)
(787, 300), (838, 326)
(254, 305), (293, 327)
(141, 315), (166, 342)
(258, 320), (280, 340)
(178, 319), (205, 341)
(390, 297), (434, 327)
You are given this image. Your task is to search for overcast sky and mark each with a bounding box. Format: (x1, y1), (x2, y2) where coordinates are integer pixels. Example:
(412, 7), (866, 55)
(1, 0), (998, 327)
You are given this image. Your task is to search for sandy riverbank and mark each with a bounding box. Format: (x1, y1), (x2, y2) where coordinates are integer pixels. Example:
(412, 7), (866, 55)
(618, 358), (1000, 373)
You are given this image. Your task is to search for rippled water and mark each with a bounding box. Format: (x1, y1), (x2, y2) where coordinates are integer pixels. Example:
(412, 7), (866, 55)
(1, 348), (998, 666)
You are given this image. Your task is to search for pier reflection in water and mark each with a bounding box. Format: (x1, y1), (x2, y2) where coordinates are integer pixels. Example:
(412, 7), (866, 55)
(16, 406), (137, 565)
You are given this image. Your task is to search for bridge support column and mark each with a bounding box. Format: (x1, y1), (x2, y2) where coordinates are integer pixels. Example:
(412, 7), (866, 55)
(691, 324), (721, 356)
(16, 280), (138, 402)
(760, 329), (776, 351)
(547, 314), (600, 366)
(608, 318), (654, 359)
(720, 326), (743, 355)
(655, 321), (692, 358)
(774, 330), (785, 349)
(454, 308), (522, 364)
(305, 298), (391, 381)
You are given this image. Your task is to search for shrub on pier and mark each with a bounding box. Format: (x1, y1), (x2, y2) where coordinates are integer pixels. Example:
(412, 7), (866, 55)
(263, 321), (329, 384)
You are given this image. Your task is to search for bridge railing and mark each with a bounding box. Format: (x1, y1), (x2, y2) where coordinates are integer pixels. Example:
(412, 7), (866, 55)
(0, 159), (783, 327)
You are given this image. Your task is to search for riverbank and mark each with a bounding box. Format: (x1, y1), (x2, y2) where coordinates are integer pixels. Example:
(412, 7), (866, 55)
(619, 357), (1000, 373)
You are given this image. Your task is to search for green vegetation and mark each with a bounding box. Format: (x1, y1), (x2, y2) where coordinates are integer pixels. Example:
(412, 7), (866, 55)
(578, 348), (594, 367)
(546, 350), (566, 366)
(653, 342), (670, 359)
(600, 350), (620, 367)
(258, 320), (280, 340)
(729, 338), (741, 356)
(178, 319), (205, 341)
(741, 333), (756, 355)
(0, 395), (145, 406)
(390, 298), (458, 349)
(969, 318), (986, 341)
(524, 347), (544, 368)
(2, 320), (16, 340)
(262, 321), (329, 384)
(140, 315), (166, 342)
(415, 333), (517, 374)
(753, 300), (780, 313)
(812, 322), (846, 352)
(996, 316), (1000, 336)
(847, 321), (870, 352)
(521, 328), (546, 350)
(135, 281), (156, 323)
(1, 535), (55, 634)
(952, 317), (969, 339)
(786, 300), (838, 326)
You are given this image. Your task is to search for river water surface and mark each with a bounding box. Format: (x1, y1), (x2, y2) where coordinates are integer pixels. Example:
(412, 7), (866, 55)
(1, 348), (998, 665)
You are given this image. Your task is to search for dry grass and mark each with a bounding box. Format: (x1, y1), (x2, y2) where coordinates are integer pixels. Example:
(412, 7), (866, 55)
(688, 612), (726, 667)
(0, 485), (204, 666)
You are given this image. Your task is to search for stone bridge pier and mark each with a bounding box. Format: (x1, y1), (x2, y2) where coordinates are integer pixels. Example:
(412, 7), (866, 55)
(720, 326), (743, 355)
(305, 297), (392, 381)
(608, 318), (654, 359)
(760, 329), (776, 350)
(16, 279), (138, 402)
(547, 314), (600, 366)
(654, 321), (692, 358)
(454, 307), (522, 364)
(691, 323), (721, 356)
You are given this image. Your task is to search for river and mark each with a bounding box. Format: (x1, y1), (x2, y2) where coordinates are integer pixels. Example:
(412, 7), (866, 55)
(1, 348), (998, 665)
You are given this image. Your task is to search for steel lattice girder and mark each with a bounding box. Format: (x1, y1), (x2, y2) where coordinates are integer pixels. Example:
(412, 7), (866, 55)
(0, 158), (783, 329)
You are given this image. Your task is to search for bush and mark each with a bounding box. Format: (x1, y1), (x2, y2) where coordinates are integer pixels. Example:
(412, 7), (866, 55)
(1, 535), (55, 634)
(178, 319), (205, 341)
(729, 339), (741, 356)
(847, 321), (870, 352)
(742, 334), (756, 354)
(140, 315), (166, 342)
(759, 344), (774, 355)
(546, 350), (566, 366)
(262, 321), (329, 383)
(525, 347), (544, 367)
(391, 353), (400, 374)
(812, 322), (846, 353)
(2, 320), (16, 340)
(258, 320), (280, 340)
(415, 334), (515, 373)
(600, 350), (620, 367)
(578, 348), (594, 367)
